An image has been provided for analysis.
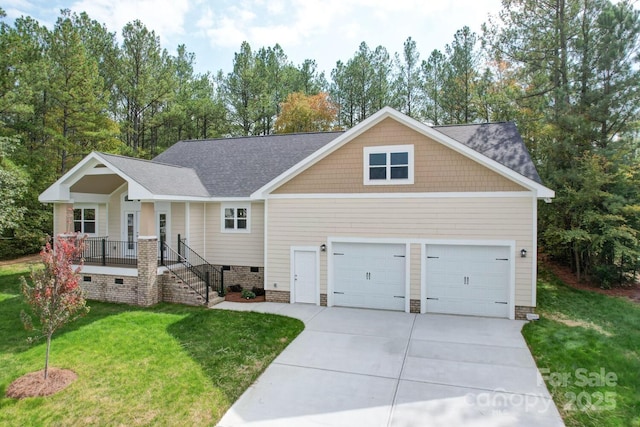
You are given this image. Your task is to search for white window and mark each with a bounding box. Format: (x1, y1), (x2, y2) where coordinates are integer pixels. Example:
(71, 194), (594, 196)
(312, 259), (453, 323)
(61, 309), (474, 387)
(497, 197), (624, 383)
(73, 207), (97, 234)
(221, 203), (251, 233)
(363, 145), (414, 185)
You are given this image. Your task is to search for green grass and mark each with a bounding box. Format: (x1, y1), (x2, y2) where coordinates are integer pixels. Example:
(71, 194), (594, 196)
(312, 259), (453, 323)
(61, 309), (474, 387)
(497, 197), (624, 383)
(0, 262), (304, 426)
(523, 267), (640, 427)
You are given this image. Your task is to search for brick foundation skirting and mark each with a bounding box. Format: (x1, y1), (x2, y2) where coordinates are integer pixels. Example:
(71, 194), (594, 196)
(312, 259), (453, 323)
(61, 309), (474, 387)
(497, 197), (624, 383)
(266, 290), (290, 303)
(515, 305), (535, 320)
(409, 299), (420, 313)
(320, 293), (327, 307)
(216, 265), (264, 290)
(80, 274), (138, 305)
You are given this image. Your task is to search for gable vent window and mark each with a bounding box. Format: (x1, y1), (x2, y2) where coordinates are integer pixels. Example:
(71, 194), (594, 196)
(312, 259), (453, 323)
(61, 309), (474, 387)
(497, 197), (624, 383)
(364, 145), (414, 185)
(221, 203), (251, 233)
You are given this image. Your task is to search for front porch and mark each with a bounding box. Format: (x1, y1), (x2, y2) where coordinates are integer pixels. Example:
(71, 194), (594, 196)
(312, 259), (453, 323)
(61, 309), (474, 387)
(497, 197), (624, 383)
(78, 236), (225, 307)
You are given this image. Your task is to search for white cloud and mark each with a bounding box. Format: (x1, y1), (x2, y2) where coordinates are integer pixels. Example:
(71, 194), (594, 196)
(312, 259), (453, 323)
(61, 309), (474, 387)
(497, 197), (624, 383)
(70, 0), (190, 39)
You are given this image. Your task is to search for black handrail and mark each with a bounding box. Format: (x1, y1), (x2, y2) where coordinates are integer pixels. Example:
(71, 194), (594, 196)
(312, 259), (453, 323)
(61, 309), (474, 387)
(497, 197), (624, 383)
(160, 237), (224, 304)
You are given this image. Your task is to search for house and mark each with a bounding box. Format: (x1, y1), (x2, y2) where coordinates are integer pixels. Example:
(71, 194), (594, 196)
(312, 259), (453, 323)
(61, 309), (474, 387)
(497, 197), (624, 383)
(39, 107), (554, 319)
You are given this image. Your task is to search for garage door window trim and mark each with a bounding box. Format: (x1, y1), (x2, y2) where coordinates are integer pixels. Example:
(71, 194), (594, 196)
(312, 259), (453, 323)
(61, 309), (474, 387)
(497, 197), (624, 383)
(363, 145), (414, 185)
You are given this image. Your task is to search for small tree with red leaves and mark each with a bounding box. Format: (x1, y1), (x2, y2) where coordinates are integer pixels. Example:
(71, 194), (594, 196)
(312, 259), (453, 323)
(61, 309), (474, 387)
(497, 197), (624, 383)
(20, 235), (90, 379)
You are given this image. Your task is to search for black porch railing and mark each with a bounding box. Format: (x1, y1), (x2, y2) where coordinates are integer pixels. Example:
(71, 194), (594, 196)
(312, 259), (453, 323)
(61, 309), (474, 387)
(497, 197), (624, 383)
(159, 235), (224, 304)
(82, 238), (137, 266)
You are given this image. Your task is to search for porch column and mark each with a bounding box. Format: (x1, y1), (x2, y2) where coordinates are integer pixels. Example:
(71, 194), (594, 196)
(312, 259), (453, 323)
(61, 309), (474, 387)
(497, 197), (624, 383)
(54, 203), (74, 235)
(137, 202), (158, 306)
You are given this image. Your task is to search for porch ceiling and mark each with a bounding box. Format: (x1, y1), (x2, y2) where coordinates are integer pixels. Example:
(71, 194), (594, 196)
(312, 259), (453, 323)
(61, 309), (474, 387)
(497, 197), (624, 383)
(70, 174), (126, 194)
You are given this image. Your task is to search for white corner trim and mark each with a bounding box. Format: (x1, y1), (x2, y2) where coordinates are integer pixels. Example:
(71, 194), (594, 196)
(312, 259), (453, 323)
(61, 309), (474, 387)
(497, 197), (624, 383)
(263, 199), (269, 290)
(404, 243), (411, 313)
(531, 196), (538, 307)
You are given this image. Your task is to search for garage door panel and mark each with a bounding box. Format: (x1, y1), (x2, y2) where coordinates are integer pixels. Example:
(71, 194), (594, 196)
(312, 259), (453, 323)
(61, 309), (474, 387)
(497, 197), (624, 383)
(425, 244), (510, 318)
(333, 243), (406, 311)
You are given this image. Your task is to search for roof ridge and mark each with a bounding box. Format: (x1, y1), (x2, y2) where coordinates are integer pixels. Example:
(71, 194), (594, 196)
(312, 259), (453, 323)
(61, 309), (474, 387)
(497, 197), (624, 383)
(433, 121), (511, 128)
(97, 151), (192, 170)
(175, 130), (345, 144)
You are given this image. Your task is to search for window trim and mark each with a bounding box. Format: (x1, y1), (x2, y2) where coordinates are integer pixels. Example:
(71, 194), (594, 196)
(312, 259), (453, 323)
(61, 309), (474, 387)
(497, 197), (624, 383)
(363, 144), (414, 185)
(73, 205), (98, 236)
(220, 203), (251, 233)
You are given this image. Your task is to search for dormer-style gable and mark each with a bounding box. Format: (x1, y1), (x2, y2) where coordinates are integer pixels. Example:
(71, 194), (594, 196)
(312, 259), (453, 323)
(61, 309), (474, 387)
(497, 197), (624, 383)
(252, 107), (554, 199)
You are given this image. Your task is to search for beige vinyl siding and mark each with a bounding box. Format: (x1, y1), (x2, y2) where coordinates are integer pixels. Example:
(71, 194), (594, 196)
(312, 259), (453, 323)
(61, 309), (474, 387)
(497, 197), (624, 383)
(273, 118), (525, 194)
(53, 203), (71, 235)
(171, 203), (186, 245)
(108, 186), (125, 240)
(188, 203), (206, 255)
(266, 196), (535, 306)
(205, 202), (264, 267)
(97, 203), (107, 236)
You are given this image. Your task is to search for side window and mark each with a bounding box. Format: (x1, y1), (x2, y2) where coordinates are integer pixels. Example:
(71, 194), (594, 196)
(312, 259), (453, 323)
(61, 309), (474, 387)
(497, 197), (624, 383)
(221, 204), (250, 233)
(73, 207), (96, 234)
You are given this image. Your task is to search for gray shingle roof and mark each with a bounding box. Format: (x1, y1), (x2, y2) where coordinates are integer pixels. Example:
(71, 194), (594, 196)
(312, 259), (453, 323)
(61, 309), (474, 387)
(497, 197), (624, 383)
(153, 132), (342, 197)
(433, 122), (542, 184)
(97, 152), (210, 197)
(141, 121), (541, 198)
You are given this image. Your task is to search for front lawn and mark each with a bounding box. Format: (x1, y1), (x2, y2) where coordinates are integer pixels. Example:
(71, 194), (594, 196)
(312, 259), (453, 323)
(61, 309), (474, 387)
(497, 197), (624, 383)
(0, 262), (304, 426)
(523, 267), (640, 427)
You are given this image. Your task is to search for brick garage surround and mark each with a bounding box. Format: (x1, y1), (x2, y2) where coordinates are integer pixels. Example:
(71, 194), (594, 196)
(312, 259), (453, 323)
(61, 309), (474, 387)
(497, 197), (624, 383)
(266, 290), (290, 303)
(410, 299), (420, 313)
(515, 305), (536, 320)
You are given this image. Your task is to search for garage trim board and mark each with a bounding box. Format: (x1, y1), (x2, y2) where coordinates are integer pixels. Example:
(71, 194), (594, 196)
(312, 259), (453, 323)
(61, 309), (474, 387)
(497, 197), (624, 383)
(327, 238), (411, 312)
(421, 239), (516, 319)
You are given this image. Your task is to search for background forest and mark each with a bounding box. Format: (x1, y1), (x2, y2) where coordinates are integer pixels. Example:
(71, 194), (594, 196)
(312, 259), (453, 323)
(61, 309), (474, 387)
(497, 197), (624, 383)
(1, 0), (639, 287)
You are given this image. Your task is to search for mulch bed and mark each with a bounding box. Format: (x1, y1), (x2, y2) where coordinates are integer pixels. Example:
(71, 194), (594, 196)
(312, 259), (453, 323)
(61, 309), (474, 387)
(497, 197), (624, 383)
(6, 368), (77, 399)
(0, 254), (40, 266)
(544, 260), (640, 304)
(224, 291), (266, 303)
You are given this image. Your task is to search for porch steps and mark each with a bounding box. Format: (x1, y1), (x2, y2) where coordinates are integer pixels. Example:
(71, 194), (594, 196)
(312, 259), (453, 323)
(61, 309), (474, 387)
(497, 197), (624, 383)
(162, 270), (225, 307)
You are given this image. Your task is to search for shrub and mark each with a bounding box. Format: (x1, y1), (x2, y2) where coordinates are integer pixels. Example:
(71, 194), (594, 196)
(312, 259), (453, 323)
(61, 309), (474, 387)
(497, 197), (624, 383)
(241, 289), (256, 299)
(252, 286), (265, 297)
(228, 284), (243, 293)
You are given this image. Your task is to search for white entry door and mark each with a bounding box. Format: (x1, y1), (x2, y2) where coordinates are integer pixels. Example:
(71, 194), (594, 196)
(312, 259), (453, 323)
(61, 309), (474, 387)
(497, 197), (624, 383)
(293, 250), (317, 304)
(124, 211), (139, 257)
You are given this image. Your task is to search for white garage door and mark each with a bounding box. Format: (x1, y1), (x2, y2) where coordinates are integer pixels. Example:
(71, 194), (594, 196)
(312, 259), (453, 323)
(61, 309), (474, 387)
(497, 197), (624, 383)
(332, 242), (406, 311)
(425, 245), (510, 318)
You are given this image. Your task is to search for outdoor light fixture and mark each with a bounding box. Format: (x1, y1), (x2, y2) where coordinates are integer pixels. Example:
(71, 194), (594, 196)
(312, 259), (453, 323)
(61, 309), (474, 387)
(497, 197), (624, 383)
(521, 249), (527, 258)
(320, 244), (327, 252)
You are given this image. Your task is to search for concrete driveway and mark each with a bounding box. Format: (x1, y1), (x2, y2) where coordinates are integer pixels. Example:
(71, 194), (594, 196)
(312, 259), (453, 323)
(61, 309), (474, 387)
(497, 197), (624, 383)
(215, 303), (564, 427)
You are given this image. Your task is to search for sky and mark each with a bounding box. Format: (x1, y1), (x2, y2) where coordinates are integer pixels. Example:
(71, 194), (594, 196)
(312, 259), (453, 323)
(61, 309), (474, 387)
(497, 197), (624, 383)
(4, 0), (504, 76)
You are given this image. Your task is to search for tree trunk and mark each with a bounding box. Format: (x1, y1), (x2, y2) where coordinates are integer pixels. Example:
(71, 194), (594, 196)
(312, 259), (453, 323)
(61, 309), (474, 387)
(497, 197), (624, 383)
(44, 333), (51, 380)
(574, 245), (581, 282)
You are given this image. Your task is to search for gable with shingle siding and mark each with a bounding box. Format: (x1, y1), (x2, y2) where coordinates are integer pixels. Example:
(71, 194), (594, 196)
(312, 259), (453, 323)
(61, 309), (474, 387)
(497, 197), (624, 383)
(272, 118), (526, 194)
